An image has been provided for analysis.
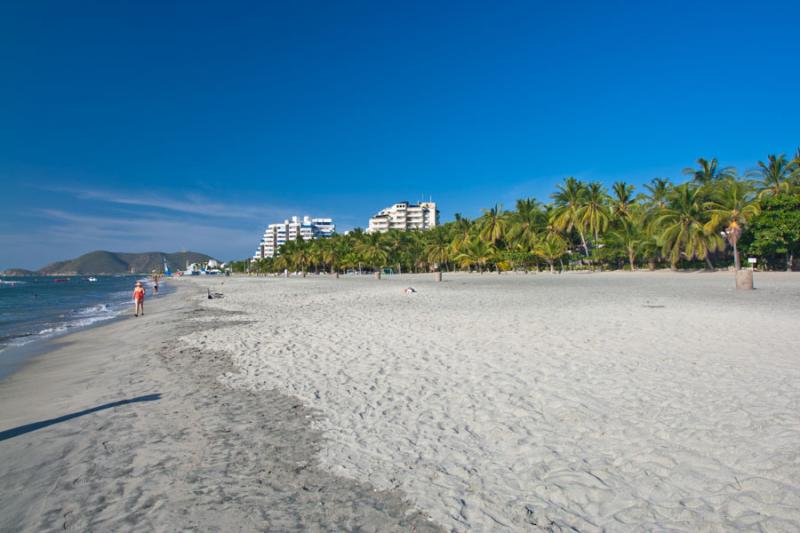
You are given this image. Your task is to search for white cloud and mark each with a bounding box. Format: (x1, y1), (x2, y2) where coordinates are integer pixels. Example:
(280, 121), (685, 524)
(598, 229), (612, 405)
(41, 185), (297, 221)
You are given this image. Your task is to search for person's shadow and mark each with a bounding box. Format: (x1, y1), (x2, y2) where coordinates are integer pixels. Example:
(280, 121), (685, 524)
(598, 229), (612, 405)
(0, 393), (161, 442)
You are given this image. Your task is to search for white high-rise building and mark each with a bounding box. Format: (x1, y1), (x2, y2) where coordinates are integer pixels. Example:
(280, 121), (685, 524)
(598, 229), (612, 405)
(367, 201), (438, 233)
(253, 216), (335, 260)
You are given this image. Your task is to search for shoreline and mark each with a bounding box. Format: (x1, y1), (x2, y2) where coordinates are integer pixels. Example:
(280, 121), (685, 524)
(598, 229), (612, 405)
(0, 303), (136, 383)
(0, 275), (172, 382)
(0, 282), (438, 531)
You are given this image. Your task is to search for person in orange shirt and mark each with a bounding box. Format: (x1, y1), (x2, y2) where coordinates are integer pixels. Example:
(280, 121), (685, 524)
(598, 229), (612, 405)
(133, 281), (145, 317)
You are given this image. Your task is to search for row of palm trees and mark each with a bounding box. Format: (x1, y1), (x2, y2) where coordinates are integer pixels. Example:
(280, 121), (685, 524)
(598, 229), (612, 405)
(231, 150), (800, 275)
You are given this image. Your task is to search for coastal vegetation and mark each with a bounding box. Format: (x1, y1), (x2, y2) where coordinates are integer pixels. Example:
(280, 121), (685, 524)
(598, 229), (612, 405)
(231, 152), (800, 274)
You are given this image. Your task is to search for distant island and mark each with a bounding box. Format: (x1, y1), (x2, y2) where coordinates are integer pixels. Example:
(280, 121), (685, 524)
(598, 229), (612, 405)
(2, 251), (216, 276)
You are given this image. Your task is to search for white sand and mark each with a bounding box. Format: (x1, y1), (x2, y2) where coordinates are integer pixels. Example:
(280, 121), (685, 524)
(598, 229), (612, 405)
(183, 271), (800, 531)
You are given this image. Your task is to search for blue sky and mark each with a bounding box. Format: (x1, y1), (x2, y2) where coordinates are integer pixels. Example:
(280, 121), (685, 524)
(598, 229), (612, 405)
(1, 1), (798, 269)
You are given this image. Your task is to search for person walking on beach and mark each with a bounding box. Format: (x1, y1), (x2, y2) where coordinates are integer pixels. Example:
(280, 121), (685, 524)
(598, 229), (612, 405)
(133, 281), (145, 317)
(153, 274), (159, 295)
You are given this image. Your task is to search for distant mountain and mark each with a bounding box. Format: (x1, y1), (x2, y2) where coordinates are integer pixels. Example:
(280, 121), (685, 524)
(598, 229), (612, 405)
(1, 268), (37, 276)
(37, 251), (216, 275)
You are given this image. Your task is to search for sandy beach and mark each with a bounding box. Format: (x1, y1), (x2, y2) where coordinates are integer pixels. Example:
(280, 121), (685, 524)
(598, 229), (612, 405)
(2, 272), (799, 531)
(0, 284), (438, 532)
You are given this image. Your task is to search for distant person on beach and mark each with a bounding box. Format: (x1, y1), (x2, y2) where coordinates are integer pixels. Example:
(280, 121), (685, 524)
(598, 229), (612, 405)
(153, 275), (159, 295)
(133, 281), (145, 317)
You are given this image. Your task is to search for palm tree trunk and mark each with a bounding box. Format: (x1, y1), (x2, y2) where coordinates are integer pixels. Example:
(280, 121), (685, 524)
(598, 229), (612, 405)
(733, 240), (741, 270)
(788, 252), (794, 272)
(705, 256), (714, 271)
(628, 251), (636, 271)
(549, 260), (554, 273)
(578, 230), (589, 257)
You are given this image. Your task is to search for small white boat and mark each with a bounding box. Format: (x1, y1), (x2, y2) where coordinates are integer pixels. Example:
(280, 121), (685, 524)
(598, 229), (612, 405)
(87, 277), (98, 282)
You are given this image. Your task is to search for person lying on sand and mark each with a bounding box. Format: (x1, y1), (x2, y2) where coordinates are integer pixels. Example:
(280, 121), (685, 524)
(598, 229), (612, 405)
(133, 281), (145, 317)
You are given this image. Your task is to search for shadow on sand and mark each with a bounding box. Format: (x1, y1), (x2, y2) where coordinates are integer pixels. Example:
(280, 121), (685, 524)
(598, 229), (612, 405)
(0, 393), (161, 442)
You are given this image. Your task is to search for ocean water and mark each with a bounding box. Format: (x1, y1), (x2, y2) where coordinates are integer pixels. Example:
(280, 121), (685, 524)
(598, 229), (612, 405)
(0, 275), (166, 377)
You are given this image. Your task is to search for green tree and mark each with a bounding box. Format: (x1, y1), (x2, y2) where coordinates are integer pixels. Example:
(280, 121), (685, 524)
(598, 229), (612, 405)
(643, 178), (672, 209)
(319, 237), (345, 274)
(751, 153), (793, 198)
(579, 182), (612, 242)
(551, 177), (590, 257)
(454, 238), (493, 273)
(704, 179), (759, 270)
(279, 237), (311, 276)
(383, 230), (407, 273)
(740, 194), (800, 271)
(449, 213), (474, 256)
(507, 198), (544, 251)
(355, 232), (390, 270)
(683, 157), (736, 186)
(791, 147), (800, 185)
(478, 204), (508, 246)
(610, 181), (637, 220)
(654, 183), (723, 270)
(425, 226), (452, 271)
(534, 235), (568, 273)
(606, 215), (644, 270)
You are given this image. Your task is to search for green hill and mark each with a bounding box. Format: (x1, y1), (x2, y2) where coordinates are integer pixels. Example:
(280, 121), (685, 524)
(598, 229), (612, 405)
(0, 268), (37, 276)
(37, 251), (216, 275)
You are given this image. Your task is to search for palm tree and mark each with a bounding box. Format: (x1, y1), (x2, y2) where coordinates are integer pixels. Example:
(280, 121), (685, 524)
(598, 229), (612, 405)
(683, 157), (736, 186)
(307, 239), (324, 273)
(551, 177), (590, 257)
(654, 183), (723, 270)
(449, 213), (473, 255)
(478, 204), (508, 245)
(425, 226), (452, 271)
(704, 179), (759, 270)
(355, 232), (389, 271)
(403, 230), (427, 272)
(578, 181), (611, 242)
(454, 238), (493, 273)
(791, 147), (800, 184)
(507, 198), (544, 251)
(606, 216), (644, 270)
(643, 177), (672, 210)
(534, 235), (568, 273)
(279, 237), (311, 276)
(751, 153), (792, 198)
(383, 230), (407, 273)
(610, 181), (636, 220)
(341, 251), (361, 273)
(273, 254), (288, 274)
(319, 237), (342, 274)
